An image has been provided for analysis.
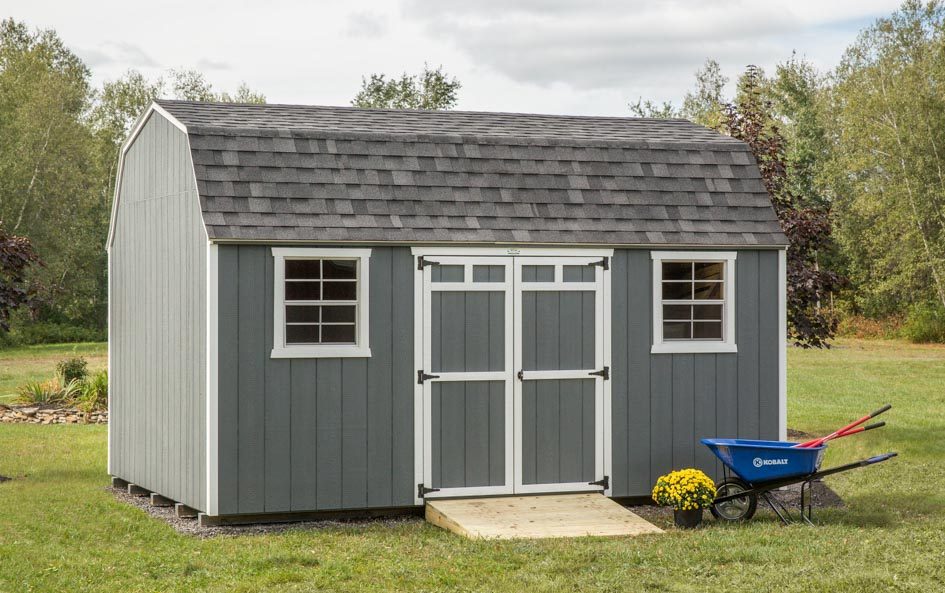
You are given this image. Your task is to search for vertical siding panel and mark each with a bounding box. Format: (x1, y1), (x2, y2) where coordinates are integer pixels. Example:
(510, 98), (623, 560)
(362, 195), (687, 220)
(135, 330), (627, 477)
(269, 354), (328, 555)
(290, 360), (318, 510)
(341, 358), (368, 508)
(217, 247), (240, 514)
(111, 112), (206, 510)
(237, 247), (266, 513)
(650, 356), (673, 477)
(737, 252), (760, 439)
(627, 250), (652, 494)
(693, 355), (718, 475)
(671, 354), (695, 470)
(316, 359), (343, 508)
(390, 248), (415, 505)
(265, 248), (292, 512)
(610, 251), (630, 496)
(367, 248), (393, 507)
(758, 251), (780, 439)
(716, 355), (738, 438)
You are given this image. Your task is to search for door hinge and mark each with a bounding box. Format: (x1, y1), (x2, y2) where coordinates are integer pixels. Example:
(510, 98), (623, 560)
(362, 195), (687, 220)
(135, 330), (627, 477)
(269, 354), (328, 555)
(589, 257), (609, 271)
(417, 370), (440, 384)
(417, 256), (438, 270)
(589, 475), (609, 490)
(589, 366), (609, 380)
(418, 483), (440, 498)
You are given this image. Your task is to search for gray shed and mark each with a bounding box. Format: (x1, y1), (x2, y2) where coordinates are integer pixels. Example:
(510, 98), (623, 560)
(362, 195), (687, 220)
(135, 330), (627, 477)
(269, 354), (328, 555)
(107, 100), (788, 523)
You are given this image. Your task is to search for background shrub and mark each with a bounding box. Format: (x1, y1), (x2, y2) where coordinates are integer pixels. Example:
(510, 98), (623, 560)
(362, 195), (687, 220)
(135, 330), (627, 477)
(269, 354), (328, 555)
(0, 321), (106, 348)
(56, 357), (88, 384)
(77, 370), (108, 412)
(16, 378), (81, 406)
(902, 302), (945, 344)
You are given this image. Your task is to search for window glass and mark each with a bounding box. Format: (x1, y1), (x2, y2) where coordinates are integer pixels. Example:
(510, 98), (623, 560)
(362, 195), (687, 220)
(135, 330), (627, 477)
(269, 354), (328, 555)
(283, 258), (359, 345)
(660, 259), (725, 342)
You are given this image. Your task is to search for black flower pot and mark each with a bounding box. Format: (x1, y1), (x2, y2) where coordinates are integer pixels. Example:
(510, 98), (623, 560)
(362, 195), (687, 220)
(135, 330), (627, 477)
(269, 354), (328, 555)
(674, 508), (703, 529)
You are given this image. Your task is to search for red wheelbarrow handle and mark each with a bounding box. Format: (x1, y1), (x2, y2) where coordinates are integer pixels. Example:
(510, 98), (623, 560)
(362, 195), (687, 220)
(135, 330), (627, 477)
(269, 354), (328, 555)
(795, 404), (891, 448)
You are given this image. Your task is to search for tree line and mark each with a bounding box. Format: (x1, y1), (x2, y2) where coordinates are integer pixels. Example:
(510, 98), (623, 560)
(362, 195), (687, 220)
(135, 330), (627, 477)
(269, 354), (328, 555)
(631, 1), (945, 342)
(1, 0), (943, 345)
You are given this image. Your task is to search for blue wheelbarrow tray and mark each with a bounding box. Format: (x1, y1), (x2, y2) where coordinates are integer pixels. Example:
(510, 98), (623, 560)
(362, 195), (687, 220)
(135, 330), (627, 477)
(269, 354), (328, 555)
(701, 438), (826, 484)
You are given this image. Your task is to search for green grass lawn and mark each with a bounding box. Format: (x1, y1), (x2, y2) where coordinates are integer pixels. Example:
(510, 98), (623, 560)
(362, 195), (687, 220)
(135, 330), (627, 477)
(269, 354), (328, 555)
(1, 339), (943, 592)
(0, 342), (107, 404)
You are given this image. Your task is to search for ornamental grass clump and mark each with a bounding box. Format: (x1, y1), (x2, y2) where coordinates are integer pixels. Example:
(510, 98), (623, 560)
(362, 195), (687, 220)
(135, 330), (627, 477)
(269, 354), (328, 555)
(652, 468), (716, 511)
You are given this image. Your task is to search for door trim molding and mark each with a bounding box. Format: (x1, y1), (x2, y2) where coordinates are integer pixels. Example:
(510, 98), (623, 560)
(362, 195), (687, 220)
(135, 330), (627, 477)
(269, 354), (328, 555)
(412, 250), (614, 503)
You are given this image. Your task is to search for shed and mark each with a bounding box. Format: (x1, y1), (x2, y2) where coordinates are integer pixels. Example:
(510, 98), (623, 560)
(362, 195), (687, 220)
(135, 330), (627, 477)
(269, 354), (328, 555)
(107, 100), (788, 523)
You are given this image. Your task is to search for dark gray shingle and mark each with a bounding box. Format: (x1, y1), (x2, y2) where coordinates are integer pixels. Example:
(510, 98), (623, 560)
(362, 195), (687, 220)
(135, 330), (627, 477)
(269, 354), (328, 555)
(156, 100), (787, 246)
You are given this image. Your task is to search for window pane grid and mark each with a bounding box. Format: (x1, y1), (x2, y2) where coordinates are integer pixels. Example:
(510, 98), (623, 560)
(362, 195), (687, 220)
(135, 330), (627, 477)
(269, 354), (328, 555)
(660, 260), (725, 342)
(283, 258), (359, 346)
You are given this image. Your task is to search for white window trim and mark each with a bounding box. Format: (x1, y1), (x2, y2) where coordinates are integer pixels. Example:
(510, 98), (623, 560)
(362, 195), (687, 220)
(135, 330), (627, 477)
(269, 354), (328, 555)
(271, 247), (372, 358)
(651, 251), (737, 354)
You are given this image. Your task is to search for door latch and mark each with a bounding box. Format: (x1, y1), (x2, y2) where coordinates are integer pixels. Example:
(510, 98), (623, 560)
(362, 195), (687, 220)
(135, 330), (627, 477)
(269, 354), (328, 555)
(517, 369), (524, 381)
(417, 370), (440, 384)
(588, 366), (610, 380)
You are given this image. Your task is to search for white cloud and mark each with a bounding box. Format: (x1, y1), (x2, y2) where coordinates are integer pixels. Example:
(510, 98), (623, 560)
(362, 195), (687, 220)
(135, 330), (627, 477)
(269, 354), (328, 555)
(9, 0), (903, 116)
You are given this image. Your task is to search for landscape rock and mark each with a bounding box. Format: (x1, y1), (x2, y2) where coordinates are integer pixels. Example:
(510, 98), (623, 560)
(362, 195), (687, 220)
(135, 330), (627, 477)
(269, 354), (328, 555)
(0, 404), (107, 425)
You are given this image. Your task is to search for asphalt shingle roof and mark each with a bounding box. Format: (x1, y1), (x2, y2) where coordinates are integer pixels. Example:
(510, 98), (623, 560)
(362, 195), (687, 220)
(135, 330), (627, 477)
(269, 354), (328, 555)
(156, 100), (787, 246)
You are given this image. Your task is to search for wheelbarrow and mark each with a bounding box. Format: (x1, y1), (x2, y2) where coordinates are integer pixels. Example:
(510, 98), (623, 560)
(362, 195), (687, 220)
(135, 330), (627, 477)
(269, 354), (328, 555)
(701, 405), (896, 524)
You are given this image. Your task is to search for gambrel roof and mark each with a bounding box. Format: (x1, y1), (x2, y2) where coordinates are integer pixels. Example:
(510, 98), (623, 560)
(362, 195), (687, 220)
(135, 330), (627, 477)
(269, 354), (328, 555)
(151, 99), (787, 246)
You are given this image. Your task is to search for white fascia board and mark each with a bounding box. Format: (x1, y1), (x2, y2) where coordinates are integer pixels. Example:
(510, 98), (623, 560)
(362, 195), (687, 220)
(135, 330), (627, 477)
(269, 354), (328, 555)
(410, 246), (614, 257)
(106, 102), (188, 250)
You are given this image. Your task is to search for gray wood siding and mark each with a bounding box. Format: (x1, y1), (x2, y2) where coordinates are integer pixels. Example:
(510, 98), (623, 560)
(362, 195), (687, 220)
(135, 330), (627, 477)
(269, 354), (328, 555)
(109, 112), (207, 510)
(213, 245), (779, 512)
(610, 249), (781, 497)
(215, 245), (415, 514)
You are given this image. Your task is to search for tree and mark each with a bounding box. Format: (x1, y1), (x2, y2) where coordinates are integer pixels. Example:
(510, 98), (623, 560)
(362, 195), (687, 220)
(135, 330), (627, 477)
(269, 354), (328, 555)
(352, 64), (460, 110)
(0, 222), (40, 332)
(825, 0), (945, 314)
(681, 59), (728, 128)
(0, 19), (104, 326)
(628, 59), (727, 126)
(723, 66), (843, 347)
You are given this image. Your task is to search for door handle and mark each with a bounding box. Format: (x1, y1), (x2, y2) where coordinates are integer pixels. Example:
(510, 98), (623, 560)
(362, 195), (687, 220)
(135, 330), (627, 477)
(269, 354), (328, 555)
(517, 369), (524, 381)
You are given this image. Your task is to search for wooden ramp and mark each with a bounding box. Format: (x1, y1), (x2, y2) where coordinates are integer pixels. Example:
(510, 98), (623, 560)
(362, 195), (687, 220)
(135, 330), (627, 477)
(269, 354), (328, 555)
(425, 493), (663, 540)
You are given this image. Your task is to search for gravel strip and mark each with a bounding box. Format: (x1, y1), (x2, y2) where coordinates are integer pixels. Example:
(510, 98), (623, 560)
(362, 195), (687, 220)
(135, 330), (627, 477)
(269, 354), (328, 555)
(109, 487), (422, 537)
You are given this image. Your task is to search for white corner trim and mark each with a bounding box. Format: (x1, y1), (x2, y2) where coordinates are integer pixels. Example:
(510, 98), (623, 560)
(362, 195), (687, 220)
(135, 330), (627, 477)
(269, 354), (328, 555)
(106, 102), (188, 250)
(651, 251), (737, 354)
(205, 242), (219, 516)
(778, 248), (787, 440)
(270, 247), (372, 359)
(410, 246), (614, 257)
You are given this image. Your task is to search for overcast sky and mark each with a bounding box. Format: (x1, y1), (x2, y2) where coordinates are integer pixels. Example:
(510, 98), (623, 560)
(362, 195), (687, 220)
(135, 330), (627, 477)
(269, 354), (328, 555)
(10, 0), (902, 116)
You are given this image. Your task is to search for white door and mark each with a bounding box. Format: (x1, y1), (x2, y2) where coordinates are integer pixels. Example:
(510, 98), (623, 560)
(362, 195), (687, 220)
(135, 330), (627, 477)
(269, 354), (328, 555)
(513, 257), (607, 494)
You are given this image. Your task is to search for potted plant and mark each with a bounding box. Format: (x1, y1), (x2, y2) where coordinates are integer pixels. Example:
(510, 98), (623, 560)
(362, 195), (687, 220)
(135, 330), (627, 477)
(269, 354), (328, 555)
(652, 469), (716, 529)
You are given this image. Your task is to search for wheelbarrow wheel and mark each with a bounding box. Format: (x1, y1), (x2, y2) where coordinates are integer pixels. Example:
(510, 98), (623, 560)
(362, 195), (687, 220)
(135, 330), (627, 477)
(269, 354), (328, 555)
(711, 477), (757, 522)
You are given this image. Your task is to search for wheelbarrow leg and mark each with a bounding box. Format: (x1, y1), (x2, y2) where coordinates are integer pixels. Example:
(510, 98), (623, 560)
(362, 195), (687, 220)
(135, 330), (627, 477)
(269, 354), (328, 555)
(761, 492), (794, 525)
(800, 480), (815, 526)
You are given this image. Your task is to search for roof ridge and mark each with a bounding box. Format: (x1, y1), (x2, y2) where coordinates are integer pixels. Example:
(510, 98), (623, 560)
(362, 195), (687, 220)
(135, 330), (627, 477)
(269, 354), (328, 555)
(155, 98), (698, 125)
(184, 123), (747, 150)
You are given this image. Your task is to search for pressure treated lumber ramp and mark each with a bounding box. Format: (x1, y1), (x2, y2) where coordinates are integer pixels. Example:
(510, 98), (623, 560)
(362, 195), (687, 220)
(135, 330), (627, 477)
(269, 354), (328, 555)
(425, 493), (663, 539)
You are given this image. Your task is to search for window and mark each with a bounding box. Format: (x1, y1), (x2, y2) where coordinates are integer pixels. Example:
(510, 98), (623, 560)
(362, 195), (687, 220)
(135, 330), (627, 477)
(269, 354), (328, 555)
(651, 251), (736, 354)
(271, 248), (371, 358)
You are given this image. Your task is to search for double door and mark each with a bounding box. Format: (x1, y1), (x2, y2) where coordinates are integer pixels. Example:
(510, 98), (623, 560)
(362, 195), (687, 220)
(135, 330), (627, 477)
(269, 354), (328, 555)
(418, 255), (610, 499)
